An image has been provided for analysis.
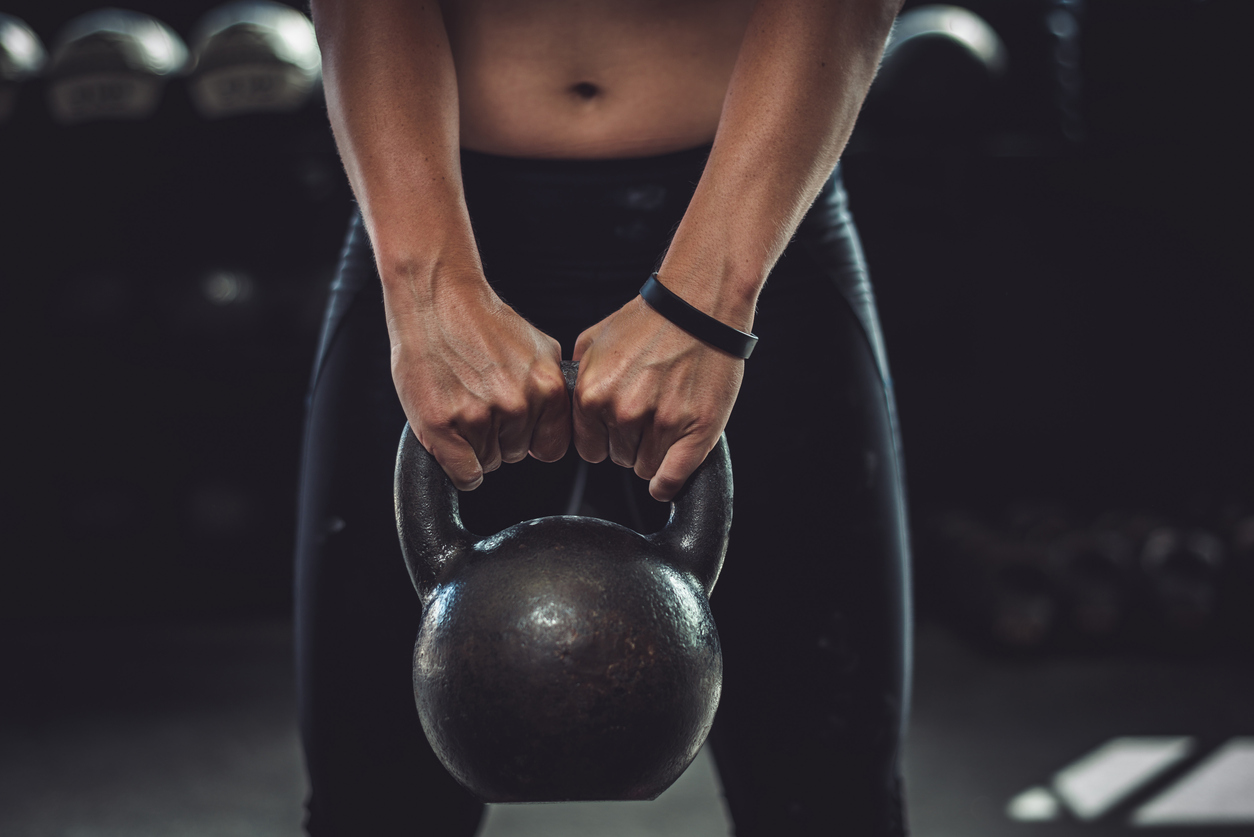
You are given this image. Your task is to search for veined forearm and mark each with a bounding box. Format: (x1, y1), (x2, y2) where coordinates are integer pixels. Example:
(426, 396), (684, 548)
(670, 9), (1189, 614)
(312, 0), (481, 287)
(660, 0), (901, 330)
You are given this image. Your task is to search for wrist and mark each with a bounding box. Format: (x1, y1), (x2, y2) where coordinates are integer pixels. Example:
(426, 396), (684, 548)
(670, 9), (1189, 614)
(652, 256), (762, 333)
(377, 239), (486, 298)
(638, 274), (759, 359)
(363, 194), (483, 297)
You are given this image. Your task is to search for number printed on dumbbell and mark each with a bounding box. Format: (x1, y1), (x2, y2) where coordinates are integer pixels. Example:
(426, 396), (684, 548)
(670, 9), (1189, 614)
(69, 78), (137, 106)
(213, 71), (278, 98)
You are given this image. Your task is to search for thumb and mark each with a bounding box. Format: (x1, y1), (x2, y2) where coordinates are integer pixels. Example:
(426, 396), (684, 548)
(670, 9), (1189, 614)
(649, 434), (714, 503)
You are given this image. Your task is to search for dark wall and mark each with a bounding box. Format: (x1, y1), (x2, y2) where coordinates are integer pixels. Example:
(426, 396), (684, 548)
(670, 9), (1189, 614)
(1, 1), (1249, 622)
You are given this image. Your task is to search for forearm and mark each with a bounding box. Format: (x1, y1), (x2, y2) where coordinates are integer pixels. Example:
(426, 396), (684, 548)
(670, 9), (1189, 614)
(659, 0), (901, 330)
(311, 0), (481, 296)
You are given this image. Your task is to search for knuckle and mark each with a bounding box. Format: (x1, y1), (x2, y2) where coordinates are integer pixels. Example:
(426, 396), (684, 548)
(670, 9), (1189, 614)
(498, 395), (529, 422)
(544, 372), (570, 401)
(453, 401), (492, 430)
(611, 402), (645, 429)
(575, 380), (612, 411)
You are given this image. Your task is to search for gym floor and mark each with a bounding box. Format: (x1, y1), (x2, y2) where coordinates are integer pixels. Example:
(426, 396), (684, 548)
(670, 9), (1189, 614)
(2, 618), (1250, 836)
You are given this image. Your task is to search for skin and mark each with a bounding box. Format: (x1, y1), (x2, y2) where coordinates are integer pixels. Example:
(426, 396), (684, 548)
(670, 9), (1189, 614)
(310, 0), (902, 501)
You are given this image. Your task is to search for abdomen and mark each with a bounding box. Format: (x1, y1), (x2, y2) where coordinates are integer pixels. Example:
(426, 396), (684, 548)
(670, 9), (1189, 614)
(440, 0), (755, 158)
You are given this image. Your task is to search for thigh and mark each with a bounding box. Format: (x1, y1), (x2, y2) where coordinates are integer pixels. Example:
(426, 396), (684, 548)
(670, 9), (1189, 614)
(294, 217), (583, 835)
(708, 194), (912, 836)
(295, 224), (482, 834)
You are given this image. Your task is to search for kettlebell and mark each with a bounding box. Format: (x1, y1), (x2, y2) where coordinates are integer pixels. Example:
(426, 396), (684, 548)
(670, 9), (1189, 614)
(393, 361), (731, 802)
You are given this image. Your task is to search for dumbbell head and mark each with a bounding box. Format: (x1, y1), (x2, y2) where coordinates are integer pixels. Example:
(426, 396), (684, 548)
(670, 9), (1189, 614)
(1223, 515), (1254, 655)
(0, 13), (48, 122)
(188, 1), (321, 119)
(1050, 528), (1133, 641)
(1140, 527), (1225, 634)
(45, 9), (188, 125)
(928, 510), (1058, 651)
(868, 4), (1008, 130)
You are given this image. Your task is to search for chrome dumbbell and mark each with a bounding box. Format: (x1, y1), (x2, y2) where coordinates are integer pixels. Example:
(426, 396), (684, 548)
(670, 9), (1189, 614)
(44, 9), (188, 125)
(188, 1), (321, 119)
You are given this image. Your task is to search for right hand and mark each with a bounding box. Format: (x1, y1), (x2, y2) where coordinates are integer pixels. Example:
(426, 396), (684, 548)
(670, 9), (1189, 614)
(385, 267), (570, 490)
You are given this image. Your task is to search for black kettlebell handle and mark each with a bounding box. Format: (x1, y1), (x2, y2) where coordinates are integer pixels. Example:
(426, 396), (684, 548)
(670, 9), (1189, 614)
(394, 361), (732, 602)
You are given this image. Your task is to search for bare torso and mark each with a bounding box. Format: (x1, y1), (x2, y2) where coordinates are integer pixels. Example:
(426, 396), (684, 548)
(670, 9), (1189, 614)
(439, 0), (757, 158)
(311, 0), (896, 493)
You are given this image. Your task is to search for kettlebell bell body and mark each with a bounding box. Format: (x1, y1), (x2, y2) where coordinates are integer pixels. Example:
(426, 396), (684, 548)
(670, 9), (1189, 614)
(394, 421), (732, 802)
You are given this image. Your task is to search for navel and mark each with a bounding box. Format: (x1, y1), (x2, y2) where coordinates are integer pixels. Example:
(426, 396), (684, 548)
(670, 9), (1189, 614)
(570, 81), (601, 100)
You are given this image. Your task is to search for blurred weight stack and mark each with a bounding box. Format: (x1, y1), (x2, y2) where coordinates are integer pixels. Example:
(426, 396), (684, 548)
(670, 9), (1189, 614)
(919, 497), (1254, 658)
(1, 2), (349, 620)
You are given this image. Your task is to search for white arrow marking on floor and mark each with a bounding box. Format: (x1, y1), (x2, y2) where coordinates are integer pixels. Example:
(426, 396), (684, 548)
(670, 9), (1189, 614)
(1132, 738), (1254, 826)
(1050, 737), (1195, 821)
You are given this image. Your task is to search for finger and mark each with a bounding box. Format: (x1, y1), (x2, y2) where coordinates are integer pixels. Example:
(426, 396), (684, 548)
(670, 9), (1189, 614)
(427, 431), (485, 491)
(528, 379), (571, 463)
(462, 411), (502, 475)
(479, 430), (503, 474)
(606, 415), (645, 469)
(498, 420), (533, 464)
(649, 434), (714, 503)
(635, 406), (695, 481)
(572, 327), (595, 363)
(632, 424), (674, 481)
(572, 385), (609, 464)
(496, 393), (536, 465)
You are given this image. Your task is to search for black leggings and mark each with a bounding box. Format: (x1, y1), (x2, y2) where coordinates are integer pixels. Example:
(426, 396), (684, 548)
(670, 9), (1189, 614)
(295, 146), (912, 836)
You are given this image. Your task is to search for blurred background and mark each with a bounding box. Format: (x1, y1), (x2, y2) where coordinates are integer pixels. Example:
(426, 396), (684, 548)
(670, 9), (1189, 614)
(1, 0), (1250, 834)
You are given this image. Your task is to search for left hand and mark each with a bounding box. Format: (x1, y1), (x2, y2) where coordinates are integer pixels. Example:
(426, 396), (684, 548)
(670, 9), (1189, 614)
(572, 294), (745, 502)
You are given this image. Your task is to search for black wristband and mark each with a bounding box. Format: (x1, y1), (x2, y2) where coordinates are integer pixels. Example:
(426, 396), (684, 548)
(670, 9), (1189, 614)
(639, 273), (758, 359)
